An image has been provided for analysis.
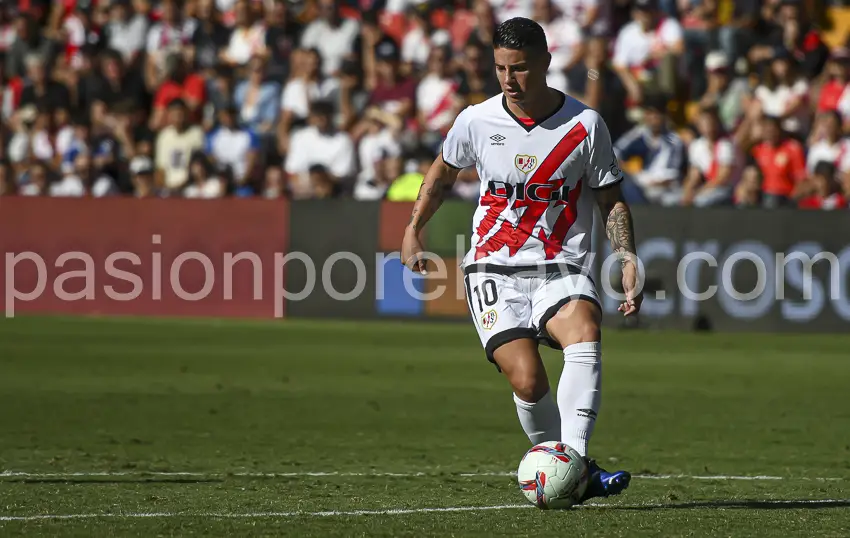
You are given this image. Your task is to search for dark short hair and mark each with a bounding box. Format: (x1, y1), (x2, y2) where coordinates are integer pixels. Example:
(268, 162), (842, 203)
(168, 98), (187, 109)
(814, 161), (836, 179)
(311, 100), (334, 118)
(492, 17), (548, 55)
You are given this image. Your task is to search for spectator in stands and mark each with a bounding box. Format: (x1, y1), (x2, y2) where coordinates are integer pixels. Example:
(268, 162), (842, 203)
(681, 106), (739, 206)
(18, 161), (50, 196)
(51, 151), (117, 197)
(154, 98), (204, 194)
(717, 0), (759, 63)
(5, 13), (51, 80)
(206, 105), (258, 188)
(130, 155), (157, 197)
(386, 147), (432, 202)
(92, 50), (147, 110)
(191, 0), (231, 73)
(150, 53), (206, 131)
(19, 53), (71, 114)
(798, 161), (847, 210)
(184, 151), (225, 198)
(554, 0), (609, 38)
(699, 51), (748, 134)
(750, 114), (807, 208)
(284, 100), (355, 199)
(416, 45), (464, 150)
(734, 164), (763, 207)
(299, 0), (360, 77)
(103, 0), (149, 65)
(532, 0), (584, 94)
(307, 164), (340, 199)
(753, 50), (810, 138)
(612, 0), (683, 106)
(234, 55), (280, 135)
(368, 38), (416, 134)
(456, 41), (501, 106)
(352, 107), (403, 201)
(806, 110), (849, 174)
(264, 0), (302, 82)
(679, 0), (718, 99)
(221, 0), (267, 67)
(614, 94), (686, 205)
(278, 48), (339, 151)
(401, 3), (450, 74)
(144, 0), (197, 90)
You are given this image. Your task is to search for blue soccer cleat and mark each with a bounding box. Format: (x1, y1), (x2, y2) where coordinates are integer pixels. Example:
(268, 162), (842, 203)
(579, 458), (631, 503)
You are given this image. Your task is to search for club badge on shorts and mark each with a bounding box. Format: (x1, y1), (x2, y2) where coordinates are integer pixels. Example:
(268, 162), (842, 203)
(515, 154), (538, 174)
(481, 309), (497, 330)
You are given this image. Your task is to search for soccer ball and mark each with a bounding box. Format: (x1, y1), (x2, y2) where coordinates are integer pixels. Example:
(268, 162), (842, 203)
(517, 441), (589, 509)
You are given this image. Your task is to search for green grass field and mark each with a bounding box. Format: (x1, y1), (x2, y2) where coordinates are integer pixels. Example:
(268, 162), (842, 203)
(0, 316), (849, 536)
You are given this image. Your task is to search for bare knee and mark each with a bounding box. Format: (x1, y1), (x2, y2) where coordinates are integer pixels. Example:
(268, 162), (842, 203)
(508, 367), (550, 403)
(546, 300), (602, 347)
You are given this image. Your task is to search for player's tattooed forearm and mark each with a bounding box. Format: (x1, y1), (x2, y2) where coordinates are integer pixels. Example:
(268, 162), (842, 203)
(606, 203), (636, 265)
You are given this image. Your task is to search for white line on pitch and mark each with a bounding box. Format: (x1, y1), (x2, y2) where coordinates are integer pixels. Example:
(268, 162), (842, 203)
(0, 470), (844, 482)
(2, 499), (850, 522)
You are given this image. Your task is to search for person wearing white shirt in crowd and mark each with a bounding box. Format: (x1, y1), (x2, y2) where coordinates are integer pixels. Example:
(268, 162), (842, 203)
(807, 110), (850, 174)
(612, 0), (683, 105)
(353, 109), (403, 201)
(206, 106), (258, 186)
(104, 0), (149, 64)
(184, 152), (226, 199)
(400, 4), (451, 73)
(299, 0), (360, 77)
(278, 48), (340, 149)
(221, 0), (267, 67)
(285, 100), (355, 198)
(753, 51), (810, 137)
(18, 162), (49, 197)
(416, 46), (464, 141)
(145, 0), (197, 86)
(532, 0), (584, 93)
(50, 152), (117, 197)
(681, 106), (740, 206)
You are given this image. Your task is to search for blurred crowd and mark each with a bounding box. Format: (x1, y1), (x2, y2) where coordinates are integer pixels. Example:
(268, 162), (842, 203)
(1, 0), (849, 209)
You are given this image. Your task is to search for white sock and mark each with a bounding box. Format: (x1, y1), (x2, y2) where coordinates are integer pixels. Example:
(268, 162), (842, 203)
(513, 391), (560, 445)
(557, 341), (601, 457)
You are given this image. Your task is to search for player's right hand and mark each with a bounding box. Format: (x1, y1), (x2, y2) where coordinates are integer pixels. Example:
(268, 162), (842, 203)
(401, 229), (428, 275)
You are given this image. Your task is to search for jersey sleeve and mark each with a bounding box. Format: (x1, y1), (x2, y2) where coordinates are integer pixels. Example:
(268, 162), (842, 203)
(583, 110), (624, 189)
(440, 106), (476, 169)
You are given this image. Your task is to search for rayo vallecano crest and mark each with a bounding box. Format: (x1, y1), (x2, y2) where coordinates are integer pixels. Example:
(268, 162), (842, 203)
(514, 154), (538, 174)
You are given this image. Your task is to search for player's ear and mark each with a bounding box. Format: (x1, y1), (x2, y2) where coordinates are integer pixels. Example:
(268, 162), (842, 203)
(543, 51), (552, 72)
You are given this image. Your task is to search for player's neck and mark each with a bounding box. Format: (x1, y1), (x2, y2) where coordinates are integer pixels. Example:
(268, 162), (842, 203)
(506, 88), (562, 124)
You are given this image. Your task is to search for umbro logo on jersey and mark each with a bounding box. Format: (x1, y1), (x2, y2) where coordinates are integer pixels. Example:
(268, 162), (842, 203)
(489, 134), (506, 145)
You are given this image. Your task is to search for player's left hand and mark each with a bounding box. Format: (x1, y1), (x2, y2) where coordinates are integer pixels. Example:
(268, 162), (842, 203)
(618, 262), (643, 316)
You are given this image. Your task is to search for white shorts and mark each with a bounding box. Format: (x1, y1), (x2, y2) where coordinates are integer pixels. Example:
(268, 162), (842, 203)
(461, 263), (600, 368)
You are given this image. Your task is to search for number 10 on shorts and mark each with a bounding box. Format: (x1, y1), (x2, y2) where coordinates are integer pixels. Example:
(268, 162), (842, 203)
(465, 276), (500, 331)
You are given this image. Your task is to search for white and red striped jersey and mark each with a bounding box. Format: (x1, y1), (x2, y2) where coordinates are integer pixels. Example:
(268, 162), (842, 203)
(441, 92), (623, 271)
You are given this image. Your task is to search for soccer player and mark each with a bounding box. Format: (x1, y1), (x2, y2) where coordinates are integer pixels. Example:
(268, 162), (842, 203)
(401, 17), (642, 502)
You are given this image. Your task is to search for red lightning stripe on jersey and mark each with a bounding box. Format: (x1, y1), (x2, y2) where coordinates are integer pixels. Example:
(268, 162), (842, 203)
(474, 122), (589, 261)
(539, 179), (583, 260)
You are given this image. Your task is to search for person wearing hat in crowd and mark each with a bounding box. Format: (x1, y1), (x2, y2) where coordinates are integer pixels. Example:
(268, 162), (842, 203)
(367, 37), (416, 134)
(613, 92), (686, 205)
(129, 154), (157, 197)
(699, 50), (749, 133)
